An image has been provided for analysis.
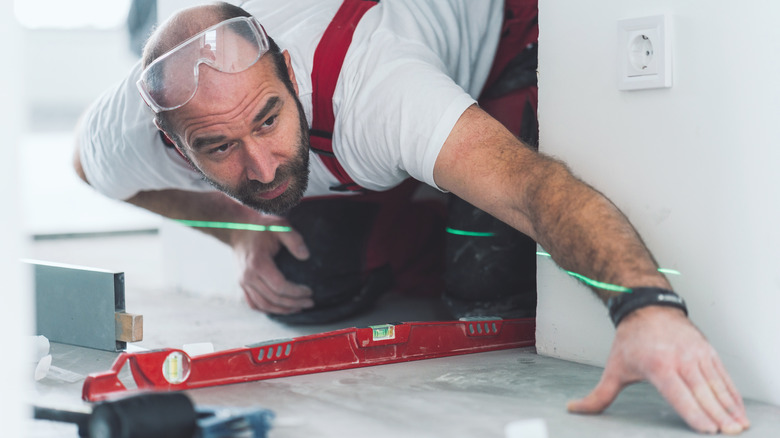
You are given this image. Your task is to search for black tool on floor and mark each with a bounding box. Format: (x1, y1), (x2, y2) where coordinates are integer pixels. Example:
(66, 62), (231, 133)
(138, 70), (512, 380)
(33, 392), (274, 438)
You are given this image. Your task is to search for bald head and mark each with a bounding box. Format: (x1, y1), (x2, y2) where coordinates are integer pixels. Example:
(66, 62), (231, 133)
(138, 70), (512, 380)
(142, 2), (251, 69)
(140, 2), (293, 148)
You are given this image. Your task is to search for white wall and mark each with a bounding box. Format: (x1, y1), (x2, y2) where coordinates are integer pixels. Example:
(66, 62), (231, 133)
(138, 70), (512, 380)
(18, 24), (159, 237)
(0, 4), (31, 435)
(24, 28), (138, 118)
(536, 0), (780, 405)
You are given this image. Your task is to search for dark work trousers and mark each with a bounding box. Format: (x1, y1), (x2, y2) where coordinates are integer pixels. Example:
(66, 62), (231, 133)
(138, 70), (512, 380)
(273, 0), (539, 324)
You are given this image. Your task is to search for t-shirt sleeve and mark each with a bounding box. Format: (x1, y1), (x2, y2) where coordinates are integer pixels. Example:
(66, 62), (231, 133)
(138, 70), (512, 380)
(333, 33), (476, 192)
(77, 61), (213, 201)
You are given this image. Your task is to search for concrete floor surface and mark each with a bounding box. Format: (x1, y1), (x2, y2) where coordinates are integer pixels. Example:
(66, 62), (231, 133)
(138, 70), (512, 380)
(24, 242), (780, 437)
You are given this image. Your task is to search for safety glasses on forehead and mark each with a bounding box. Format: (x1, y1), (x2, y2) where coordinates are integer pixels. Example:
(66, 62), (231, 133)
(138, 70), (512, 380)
(136, 16), (270, 113)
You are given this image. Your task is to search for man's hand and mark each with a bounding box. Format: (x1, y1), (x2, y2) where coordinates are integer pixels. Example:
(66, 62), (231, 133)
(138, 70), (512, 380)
(567, 306), (751, 434)
(123, 189), (314, 315)
(231, 218), (314, 314)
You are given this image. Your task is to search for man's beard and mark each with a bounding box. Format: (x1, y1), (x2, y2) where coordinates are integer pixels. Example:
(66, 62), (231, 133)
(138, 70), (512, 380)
(194, 105), (311, 216)
(212, 133), (310, 215)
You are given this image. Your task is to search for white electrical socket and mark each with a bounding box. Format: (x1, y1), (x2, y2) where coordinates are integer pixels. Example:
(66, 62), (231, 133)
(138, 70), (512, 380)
(617, 15), (671, 91)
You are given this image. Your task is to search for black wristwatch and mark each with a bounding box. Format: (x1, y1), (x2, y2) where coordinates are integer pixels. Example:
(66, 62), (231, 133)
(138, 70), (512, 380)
(607, 287), (688, 327)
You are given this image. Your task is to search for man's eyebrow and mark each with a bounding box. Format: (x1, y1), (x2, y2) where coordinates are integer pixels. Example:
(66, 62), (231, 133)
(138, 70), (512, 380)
(191, 134), (228, 151)
(252, 96), (281, 124)
(190, 97), (281, 151)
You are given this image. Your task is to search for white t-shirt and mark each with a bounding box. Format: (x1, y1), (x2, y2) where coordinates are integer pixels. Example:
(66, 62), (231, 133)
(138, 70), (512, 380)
(78, 0), (503, 200)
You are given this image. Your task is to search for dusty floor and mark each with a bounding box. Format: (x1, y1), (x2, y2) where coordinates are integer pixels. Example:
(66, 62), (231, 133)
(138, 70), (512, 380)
(22, 233), (780, 437)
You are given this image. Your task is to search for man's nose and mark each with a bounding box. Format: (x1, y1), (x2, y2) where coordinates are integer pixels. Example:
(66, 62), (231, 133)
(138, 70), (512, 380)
(243, 140), (279, 184)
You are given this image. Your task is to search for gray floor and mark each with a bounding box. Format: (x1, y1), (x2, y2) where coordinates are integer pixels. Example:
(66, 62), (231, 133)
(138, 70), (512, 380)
(25, 234), (780, 437)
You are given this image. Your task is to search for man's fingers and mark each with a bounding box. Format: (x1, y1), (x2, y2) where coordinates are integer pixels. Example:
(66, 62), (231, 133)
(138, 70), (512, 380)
(567, 373), (622, 415)
(255, 262), (313, 300)
(241, 276), (313, 313)
(240, 260), (314, 313)
(257, 274), (314, 308)
(679, 362), (746, 435)
(701, 358), (751, 430)
(241, 286), (300, 314)
(654, 372), (720, 433)
(713, 357), (748, 416)
(277, 227), (310, 261)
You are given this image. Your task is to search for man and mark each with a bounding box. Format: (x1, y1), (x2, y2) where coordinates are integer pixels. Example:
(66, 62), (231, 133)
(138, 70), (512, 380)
(74, 0), (750, 433)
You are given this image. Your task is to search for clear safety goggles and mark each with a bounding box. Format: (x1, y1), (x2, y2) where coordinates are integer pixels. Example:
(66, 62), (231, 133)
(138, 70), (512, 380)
(136, 16), (270, 113)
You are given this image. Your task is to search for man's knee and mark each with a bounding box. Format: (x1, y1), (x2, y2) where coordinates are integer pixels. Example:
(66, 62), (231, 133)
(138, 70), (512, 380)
(271, 199), (391, 324)
(442, 195), (537, 318)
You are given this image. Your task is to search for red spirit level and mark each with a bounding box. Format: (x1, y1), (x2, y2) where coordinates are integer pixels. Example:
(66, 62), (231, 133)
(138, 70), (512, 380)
(83, 318), (535, 402)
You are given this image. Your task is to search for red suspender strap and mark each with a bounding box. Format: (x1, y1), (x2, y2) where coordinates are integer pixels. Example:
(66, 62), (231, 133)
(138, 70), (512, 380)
(310, 0), (378, 192)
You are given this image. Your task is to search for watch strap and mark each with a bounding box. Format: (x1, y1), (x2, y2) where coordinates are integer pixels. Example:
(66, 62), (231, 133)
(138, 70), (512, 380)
(607, 287), (687, 327)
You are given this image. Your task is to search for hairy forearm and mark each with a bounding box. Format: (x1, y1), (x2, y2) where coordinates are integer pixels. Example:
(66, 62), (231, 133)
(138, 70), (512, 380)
(126, 189), (268, 247)
(435, 105), (670, 300)
(524, 158), (670, 301)
(72, 132), (267, 248)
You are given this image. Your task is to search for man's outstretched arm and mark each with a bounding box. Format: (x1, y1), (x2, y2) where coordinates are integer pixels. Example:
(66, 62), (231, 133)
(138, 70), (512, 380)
(433, 104), (750, 434)
(72, 142), (313, 315)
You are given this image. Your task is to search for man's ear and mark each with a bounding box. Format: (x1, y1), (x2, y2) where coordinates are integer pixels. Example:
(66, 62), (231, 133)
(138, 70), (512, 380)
(153, 118), (179, 148)
(281, 50), (299, 95)
(153, 117), (192, 164)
